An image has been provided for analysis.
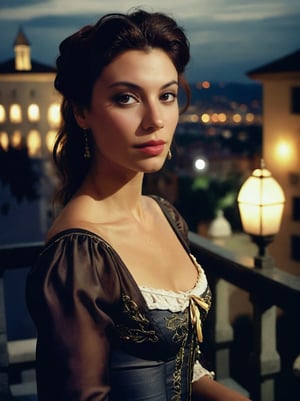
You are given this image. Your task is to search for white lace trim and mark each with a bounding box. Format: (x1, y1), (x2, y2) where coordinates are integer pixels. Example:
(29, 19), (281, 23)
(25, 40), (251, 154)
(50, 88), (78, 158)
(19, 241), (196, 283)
(192, 361), (215, 382)
(139, 254), (208, 312)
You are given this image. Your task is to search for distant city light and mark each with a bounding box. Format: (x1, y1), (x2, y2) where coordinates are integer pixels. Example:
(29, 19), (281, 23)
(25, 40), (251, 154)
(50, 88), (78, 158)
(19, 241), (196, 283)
(196, 81), (211, 89)
(211, 113), (219, 123)
(201, 113), (210, 123)
(194, 158), (207, 171)
(222, 129), (232, 138)
(202, 81), (210, 89)
(218, 113), (227, 123)
(190, 114), (199, 122)
(232, 113), (242, 123)
(238, 131), (247, 141)
(246, 113), (254, 123)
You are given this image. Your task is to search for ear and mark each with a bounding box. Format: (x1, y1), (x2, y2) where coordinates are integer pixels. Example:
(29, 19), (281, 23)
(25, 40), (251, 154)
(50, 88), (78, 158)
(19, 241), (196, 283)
(73, 104), (89, 129)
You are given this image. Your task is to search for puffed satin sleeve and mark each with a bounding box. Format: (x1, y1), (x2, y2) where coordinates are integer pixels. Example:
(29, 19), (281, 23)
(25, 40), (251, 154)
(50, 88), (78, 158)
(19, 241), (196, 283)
(26, 232), (120, 401)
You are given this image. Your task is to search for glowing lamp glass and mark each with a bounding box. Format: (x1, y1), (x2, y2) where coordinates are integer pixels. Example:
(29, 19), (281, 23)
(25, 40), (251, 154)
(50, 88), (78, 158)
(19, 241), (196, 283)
(237, 168), (285, 237)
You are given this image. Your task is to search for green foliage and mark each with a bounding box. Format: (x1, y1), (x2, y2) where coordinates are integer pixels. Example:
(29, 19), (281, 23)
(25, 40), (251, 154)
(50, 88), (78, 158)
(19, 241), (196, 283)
(177, 173), (242, 232)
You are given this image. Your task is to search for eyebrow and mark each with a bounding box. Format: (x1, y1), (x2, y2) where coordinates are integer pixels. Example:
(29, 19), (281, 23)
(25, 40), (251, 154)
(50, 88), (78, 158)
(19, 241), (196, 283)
(108, 80), (179, 90)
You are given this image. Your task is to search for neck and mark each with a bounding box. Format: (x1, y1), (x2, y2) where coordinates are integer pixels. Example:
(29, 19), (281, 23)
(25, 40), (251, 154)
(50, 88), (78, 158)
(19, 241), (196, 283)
(78, 164), (146, 219)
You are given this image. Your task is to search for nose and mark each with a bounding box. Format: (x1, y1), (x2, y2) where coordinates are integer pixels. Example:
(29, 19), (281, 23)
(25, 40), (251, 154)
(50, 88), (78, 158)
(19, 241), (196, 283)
(141, 101), (164, 131)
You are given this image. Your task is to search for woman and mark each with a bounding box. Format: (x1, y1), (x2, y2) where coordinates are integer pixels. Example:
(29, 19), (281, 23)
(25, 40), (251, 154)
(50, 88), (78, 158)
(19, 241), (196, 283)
(26, 9), (250, 401)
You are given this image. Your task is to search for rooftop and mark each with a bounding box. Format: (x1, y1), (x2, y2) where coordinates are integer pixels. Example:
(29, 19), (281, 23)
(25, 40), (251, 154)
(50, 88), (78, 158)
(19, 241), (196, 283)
(14, 28), (31, 47)
(0, 58), (56, 74)
(247, 49), (300, 77)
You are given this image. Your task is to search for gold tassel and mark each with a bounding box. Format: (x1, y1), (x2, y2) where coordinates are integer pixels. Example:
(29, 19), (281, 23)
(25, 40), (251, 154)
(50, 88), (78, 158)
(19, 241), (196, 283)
(189, 295), (209, 343)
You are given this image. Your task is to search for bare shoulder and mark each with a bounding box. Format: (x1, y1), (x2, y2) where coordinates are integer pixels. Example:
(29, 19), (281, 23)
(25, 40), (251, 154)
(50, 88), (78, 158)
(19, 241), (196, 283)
(46, 196), (101, 242)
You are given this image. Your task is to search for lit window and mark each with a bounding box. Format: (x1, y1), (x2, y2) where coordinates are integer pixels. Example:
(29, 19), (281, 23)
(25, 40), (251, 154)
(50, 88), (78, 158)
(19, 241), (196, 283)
(46, 130), (57, 153)
(27, 129), (41, 156)
(0, 105), (6, 123)
(48, 103), (61, 128)
(291, 87), (300, 114)
(11, 130), (22, 147)
(0, 131), (9, 150)
(10, 104), (22, 123)
(28, 104), (40, 122)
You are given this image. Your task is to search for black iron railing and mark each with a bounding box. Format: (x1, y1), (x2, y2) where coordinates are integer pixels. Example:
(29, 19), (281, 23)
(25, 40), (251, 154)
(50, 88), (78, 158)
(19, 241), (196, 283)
(0, 234), (299, 401)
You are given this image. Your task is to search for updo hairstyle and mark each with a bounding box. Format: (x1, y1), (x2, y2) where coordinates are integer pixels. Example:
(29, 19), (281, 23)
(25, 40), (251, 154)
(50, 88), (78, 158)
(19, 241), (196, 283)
(53, 9), (191, 206)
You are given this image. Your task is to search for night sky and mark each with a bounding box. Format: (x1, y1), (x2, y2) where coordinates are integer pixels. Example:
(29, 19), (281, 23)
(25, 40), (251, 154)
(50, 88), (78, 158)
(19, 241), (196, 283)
(0, 0), (299, 83)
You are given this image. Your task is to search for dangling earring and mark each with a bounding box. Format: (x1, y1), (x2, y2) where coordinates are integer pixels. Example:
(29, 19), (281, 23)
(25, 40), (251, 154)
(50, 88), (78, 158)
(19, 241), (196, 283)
(83, 128), (91, 159)
(167, 149), (172, 160)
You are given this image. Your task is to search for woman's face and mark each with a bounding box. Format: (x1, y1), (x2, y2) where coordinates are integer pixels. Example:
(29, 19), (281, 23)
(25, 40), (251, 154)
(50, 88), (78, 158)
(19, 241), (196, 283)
(80, 48), (179, 175)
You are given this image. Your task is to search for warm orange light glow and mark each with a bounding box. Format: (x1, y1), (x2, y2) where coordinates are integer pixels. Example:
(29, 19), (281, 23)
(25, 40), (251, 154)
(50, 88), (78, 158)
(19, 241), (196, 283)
(27, 129), (41, 156)
(11, 130), (22, 147)
(232, 113), (242, 123)
(246, 113), (254, 123)
(46, 130), (57, 152)
(275, 141), (293, 160)
(0, 105), (6, 123)
(202, 81), (210, 89)
(211, 113), (219, 123)
(10, 104), (22, 123)
(0, 131), (9, 150)
(201, 113), (210, 123)
(238, 167), (285, 236)
(48, 103), (61, 128)
(218, 113), (227, 123)
(27, 104), (40, 122)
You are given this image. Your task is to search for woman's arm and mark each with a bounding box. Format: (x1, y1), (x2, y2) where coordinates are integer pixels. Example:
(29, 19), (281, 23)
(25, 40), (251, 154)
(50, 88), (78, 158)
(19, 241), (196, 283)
(192, 375), (251, 401)
(26, 233), (118, 401)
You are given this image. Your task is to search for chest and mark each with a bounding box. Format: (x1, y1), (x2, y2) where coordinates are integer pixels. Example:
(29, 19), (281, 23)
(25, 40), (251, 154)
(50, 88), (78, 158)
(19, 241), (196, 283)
(104, 219), (198, 292)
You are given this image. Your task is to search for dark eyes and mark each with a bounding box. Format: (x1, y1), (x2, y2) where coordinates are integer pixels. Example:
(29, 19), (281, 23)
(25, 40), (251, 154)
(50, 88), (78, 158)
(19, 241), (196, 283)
(113, 94), (136, 105)
(160, 92), (177, 102)
(113, 92), (177, 106)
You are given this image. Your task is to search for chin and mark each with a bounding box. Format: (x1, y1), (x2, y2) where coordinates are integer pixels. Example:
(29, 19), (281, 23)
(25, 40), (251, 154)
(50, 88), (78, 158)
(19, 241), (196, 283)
(141, 161), (166, 174)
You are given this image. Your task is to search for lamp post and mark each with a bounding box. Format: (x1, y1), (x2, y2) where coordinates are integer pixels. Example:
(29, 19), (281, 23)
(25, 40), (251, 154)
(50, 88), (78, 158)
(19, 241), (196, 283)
(237, 160), (285, 268)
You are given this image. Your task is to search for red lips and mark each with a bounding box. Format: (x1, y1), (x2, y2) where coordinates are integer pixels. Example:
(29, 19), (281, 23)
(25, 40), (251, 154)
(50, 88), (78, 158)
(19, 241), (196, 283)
(134, 140), (166, 156)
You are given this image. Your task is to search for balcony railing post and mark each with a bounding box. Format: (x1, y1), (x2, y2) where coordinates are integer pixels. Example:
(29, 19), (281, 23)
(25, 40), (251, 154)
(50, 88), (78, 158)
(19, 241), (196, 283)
(211, 277), (234, 379)
(0, 269), (11, 400)
(249, 294), (281, 401)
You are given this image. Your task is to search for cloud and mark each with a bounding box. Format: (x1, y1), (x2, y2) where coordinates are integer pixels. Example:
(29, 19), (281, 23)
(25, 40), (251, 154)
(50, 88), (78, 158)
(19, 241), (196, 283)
(0, 0), (299, 83)
(0, 0), (199, 20)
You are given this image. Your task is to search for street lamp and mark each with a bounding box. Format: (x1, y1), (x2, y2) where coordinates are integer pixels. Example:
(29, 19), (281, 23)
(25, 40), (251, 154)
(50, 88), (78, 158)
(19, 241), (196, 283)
(237, 160), (285, 268)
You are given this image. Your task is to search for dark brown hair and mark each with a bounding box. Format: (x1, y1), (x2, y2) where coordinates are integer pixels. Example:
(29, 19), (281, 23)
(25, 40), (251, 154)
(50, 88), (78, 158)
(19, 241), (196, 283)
(53, 9), (191, 206)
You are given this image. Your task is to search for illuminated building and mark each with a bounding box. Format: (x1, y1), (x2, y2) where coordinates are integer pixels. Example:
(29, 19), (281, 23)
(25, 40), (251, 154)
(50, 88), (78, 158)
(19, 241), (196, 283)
(248, 49), (300, 273)
(0, 28), (60, 157)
